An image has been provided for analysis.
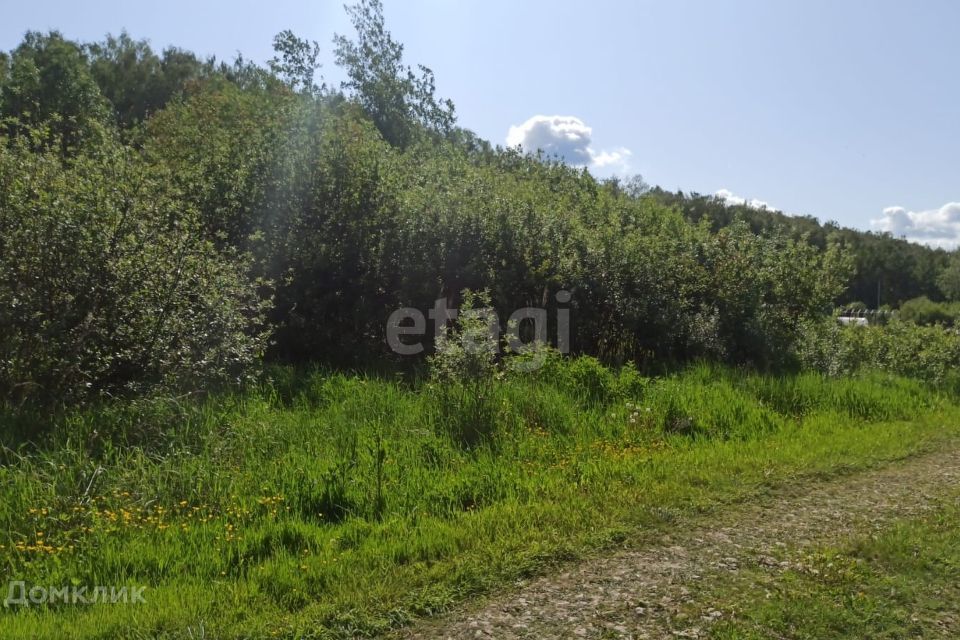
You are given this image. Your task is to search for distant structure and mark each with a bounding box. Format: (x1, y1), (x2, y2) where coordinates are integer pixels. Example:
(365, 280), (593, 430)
(836, 308), (894, 326)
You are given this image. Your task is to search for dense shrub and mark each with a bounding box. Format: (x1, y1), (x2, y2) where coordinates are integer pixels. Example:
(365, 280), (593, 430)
(147, 85), (850, 368)
(798, 319), (960, 385)
(0, 134), (270, 405)
(5, 12), (952, 410)
(898, 296), (960, 326)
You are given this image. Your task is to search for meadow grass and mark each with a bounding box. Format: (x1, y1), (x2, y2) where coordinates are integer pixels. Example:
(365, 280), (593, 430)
(0, 361), (956, 638)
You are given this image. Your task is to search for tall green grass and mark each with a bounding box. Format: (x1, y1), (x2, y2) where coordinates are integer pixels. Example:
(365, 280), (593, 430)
(0, 361), (956, 638)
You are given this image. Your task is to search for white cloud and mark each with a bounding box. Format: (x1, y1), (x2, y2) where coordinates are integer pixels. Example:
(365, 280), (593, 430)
(871, 202), (960, 248)
(506, 115), (632, 174)
(715, 188), (775, 211)
(591, 147), (633, 169)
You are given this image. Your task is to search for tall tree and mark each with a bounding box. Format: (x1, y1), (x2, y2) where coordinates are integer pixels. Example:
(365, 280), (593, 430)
(1, 31), (109, 150)
(86, 32), (210, 128)
(86, 33), (162, 127)
(938, 253), (960, 301)
(333, 0), (455, 147)
(269, 30), (322, 94)
(0, 52), (8, 88)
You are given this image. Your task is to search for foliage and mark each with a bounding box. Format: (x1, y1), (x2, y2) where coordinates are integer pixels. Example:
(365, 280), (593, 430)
(647, 188), (950, 308)
(0, 10), (956, 406)
(0, 132), (270, 405)
(428, 290), (501, 447)
(268, 30), (322, 95)
(86, 32), (214, 128)
(797, 318), (960, 385)
(0, 31), (110, 152)
(937, 253), (960, 301)
(898, 295), (960, 326)
(428, 290), (499, 385)
(333, 0), (456, 147)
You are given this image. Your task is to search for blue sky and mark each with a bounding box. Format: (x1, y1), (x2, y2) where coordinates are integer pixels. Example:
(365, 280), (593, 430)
(3, 0), (958, 244)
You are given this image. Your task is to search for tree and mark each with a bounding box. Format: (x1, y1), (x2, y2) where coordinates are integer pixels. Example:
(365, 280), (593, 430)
(86, 32), (211, 128)
(1, 31), (110, 151)
(333, 0), (455, 147)
(624, 174), (651, 198)
(87, 33), (162, 127)
(269, 30), (322, 94)
(937, 254), (960, 301)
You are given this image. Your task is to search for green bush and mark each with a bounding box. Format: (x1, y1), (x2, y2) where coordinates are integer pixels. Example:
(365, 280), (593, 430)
(0, 133), (270, 406)
(146, 83), (851, 370)
(428, 290), (501, 447)
(798, 318), (960, 385)
(899, 296), (960, 326)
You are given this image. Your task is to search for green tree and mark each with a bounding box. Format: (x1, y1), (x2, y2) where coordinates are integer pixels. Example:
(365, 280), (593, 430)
(86, 32), (211, 128)
(268, 30), (322, 94)
(333, 0), (455, 147)
(1, 31), (110, 151)
(937, 254), (960, 301)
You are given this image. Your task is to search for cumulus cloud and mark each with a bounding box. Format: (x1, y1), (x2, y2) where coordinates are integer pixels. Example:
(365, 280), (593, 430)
(871, 202), (960, 248)
(715, 188), (775, 211)
(506, 115), (632, 173)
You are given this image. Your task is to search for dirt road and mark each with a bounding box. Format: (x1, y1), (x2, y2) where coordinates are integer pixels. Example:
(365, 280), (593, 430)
(401, 446), (960, 639)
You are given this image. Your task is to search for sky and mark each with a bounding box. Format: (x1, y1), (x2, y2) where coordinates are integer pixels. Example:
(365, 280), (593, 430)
(2, 0), (958, 245)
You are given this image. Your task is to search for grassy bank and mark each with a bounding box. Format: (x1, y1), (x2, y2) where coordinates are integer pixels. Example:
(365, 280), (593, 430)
(1, 361), (957, 638)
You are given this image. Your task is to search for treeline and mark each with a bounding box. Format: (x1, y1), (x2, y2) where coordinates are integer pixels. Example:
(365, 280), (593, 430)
(0, 0), (951, 405)
(647, 189), (952, 308)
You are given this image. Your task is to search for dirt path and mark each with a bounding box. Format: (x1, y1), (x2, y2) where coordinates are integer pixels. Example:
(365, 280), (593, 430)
(400, 446), (960, 639)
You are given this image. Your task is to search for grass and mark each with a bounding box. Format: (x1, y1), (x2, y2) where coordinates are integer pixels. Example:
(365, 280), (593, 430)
(0, 360), (957, 638)
(709, 491), (960, 638)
